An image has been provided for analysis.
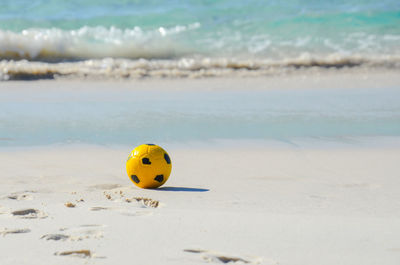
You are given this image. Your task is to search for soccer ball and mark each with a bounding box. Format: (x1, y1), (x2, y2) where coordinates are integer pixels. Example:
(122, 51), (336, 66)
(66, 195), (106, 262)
(126, 144), (172, 189)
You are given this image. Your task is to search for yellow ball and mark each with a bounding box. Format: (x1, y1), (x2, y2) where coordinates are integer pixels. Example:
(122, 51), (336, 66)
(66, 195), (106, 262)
(126, 144), (172, 189)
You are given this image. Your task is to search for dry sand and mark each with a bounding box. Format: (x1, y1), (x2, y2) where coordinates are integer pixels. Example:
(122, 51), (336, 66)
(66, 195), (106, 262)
(0, 140), (400, 265)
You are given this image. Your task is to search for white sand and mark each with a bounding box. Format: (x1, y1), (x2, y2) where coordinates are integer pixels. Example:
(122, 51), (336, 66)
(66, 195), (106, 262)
(0, 140), (400, 265)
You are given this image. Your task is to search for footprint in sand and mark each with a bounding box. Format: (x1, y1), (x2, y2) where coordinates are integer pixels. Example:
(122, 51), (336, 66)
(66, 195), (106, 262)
(101, 190), (160, 208)
(89, 196), (158, 216)
(55, 249), (92, 258)
(90, 206), (110, 211)
(0, 228), (31, 236)
(12, 208), (47, 219)
(54, 249), (106, 259)
(42, 224), (105, 241)
(125, 197), (160, 208)
(3, 191), (34, 201)
(183, 249), (265, 264)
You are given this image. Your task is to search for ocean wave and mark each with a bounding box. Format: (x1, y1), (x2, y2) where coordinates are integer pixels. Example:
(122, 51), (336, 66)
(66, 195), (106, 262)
(1, 55), (400, 80)
(2, 25), (400, 63)
(0, 24), (200, 61)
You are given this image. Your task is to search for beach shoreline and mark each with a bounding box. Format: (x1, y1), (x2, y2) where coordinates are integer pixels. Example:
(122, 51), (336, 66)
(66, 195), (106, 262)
(1, 71), (400, 264)
(1, 58), (400, 81)
(1, 70), (400, 147)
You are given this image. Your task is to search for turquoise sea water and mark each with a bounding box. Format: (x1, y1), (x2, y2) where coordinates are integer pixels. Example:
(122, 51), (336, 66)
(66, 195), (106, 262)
(1, 0), (399, 62)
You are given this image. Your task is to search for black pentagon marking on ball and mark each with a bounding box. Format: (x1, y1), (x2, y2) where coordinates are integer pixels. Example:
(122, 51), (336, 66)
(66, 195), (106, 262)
(130, 175), (140, 184)
(154, 174), (164, 183)
(146, 143), (155, 146)
(164, 153), (171, 164)
(142, 157), (151, 165)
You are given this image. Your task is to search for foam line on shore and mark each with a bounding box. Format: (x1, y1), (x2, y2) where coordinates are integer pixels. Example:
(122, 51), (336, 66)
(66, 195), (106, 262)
(1, 55), (400, 80)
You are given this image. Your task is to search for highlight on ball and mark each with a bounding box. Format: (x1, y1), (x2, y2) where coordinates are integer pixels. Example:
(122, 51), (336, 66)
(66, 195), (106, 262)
(126, 144), (172, 189)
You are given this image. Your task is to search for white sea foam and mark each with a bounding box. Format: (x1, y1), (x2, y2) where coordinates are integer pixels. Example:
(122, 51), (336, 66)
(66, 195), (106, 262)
(0, 24), (200, 61)
(1, 54), (400, 80)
